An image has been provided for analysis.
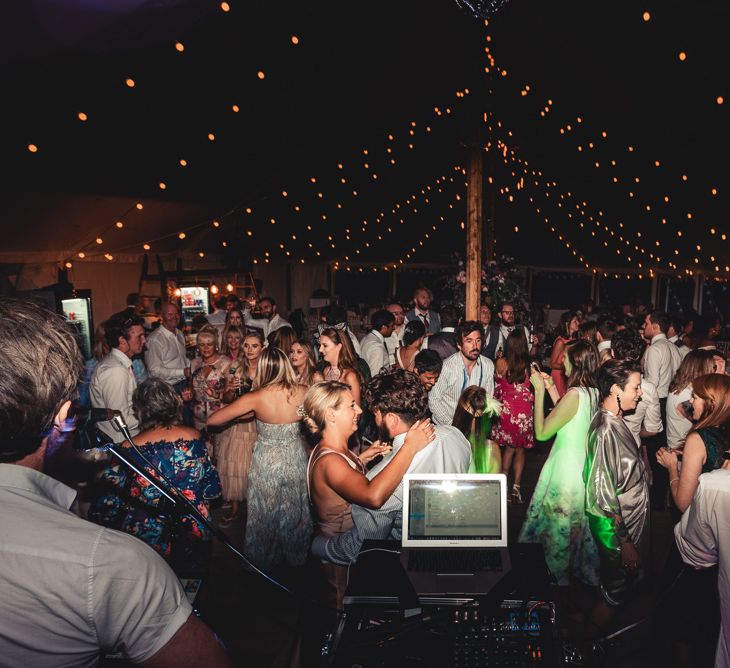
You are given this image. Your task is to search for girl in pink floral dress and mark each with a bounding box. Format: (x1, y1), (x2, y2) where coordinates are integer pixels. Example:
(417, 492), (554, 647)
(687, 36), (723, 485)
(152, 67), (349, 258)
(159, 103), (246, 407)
(491, 329), (535, 503)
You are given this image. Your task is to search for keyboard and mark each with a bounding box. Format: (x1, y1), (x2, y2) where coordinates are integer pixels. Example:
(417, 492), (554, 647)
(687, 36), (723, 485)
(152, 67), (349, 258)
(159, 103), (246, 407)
(407, 549), (503, 573)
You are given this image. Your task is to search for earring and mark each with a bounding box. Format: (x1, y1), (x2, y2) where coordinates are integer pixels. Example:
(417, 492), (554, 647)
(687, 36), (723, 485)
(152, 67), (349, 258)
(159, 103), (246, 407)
(616, 394), (623, 414)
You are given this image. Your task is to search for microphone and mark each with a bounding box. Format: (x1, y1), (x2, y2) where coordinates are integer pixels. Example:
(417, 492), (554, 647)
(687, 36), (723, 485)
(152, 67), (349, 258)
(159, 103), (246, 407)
(68, 405), (121, 430)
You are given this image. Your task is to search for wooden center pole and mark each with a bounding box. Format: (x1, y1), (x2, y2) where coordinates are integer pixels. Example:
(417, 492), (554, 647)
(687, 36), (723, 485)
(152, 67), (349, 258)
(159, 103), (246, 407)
(466, 145), (484, 321)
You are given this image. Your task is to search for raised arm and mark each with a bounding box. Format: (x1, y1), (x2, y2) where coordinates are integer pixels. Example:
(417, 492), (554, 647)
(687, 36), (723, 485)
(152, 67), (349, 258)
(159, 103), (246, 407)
(657, 431), (707, 513)
(531, 371), (579, 441)
(319, 421), (434, 509)
(207, 391), (258, 427)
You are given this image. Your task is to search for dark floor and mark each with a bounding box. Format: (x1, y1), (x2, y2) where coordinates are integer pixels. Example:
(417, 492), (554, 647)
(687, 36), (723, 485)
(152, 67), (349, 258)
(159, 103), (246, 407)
(188, 439), (718, 668)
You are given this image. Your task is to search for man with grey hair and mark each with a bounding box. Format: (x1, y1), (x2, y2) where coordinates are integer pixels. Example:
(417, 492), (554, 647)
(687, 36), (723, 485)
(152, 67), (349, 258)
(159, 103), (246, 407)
(0, 298), (231, 667)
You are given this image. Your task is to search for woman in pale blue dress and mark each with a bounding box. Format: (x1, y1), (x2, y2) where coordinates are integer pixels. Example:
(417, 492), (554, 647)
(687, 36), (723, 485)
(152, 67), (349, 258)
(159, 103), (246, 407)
(208, 347), (312, 570)
(519, 340), (600, 587)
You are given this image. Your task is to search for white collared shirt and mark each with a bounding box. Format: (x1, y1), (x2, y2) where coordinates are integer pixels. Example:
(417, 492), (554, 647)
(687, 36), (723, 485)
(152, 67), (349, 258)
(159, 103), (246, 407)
(675, 470), (730, 667)
(642, 333), (682, 398)
(0, 464), (191, 666)
(89, 348), (139, 442)
(145, 325), (189, 384)
(360, 329), (390, 377)
(623, 377), (662, 445)
(243, 308), (291, 338)
(428, 352), (495, 425)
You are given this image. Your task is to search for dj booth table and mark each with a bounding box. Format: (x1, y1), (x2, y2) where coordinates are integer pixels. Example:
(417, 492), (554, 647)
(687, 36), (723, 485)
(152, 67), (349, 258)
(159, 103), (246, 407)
(327, 540), (564, 667)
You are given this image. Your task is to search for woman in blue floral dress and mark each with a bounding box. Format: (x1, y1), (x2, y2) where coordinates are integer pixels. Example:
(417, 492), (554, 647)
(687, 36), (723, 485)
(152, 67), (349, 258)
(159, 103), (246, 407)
(89, 378), (221, 575)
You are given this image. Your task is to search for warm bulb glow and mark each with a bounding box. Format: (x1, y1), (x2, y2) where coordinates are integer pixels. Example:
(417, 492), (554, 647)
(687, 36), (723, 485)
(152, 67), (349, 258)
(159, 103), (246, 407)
(143, 244), (151, 250)
(125, 78), (135, 88)
(207, 133), (215, 141)
(175, 42), (184, 52)
(78, 112), (88, 121)
(678, 51), (686, 61)
(642, 11), (651, 21)
(232, 104), (239, 112)
(211, 284), (219, 294)
(104, 253), (113, 261)
(96, 237), (103, 244)
(178, 232), (186, 239)
(28, 144), (38, 153)
(78, 252), (85, 258)
(159, 182), (166, 190)
(212, 220), (220, 227)
(257, 71), (265, 80)
(65, 261), (73, 269)
(291, 35), (299, 45)
(116, 221), (124, 228)
(717, 96), (725, 105)
(136, 202), (144, 210)
(220, 2), (230, 11)
(179, 159), (187, 167)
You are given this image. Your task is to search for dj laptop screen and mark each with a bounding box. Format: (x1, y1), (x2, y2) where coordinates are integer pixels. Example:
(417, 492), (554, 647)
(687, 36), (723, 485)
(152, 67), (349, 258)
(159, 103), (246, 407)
(407, 479), (502, 541)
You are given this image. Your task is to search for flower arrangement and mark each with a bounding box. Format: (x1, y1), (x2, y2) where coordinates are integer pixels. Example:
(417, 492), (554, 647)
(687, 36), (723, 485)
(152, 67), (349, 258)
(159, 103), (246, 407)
(441, 252), (531, 325)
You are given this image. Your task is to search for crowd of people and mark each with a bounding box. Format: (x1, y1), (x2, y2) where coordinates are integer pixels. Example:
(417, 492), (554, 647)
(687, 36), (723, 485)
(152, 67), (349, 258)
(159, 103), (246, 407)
(2, 286), (729, 665)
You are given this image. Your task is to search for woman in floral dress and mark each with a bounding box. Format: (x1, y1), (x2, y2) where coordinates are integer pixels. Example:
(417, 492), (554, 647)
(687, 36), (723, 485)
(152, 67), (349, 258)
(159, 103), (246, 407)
(491, 329), (535, 503)
(190, 325), (230, 457)
(89, 378), (221, 575)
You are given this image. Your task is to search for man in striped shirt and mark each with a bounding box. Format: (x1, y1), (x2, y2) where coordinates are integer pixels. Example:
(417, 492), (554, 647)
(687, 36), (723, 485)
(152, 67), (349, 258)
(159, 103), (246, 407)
(428, 321), (495, 425)
(311, 369), (471, 565)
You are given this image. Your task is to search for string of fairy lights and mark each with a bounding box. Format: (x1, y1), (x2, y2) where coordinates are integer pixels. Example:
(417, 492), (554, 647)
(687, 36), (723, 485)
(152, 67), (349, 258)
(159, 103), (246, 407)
(22, 0), (474, 267)
(46, 90), (468, 267)
(480, 11), (728, 278)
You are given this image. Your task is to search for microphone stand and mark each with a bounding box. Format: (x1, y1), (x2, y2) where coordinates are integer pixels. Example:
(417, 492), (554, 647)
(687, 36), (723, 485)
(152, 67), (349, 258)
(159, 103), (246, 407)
(103, 414), (290, 594)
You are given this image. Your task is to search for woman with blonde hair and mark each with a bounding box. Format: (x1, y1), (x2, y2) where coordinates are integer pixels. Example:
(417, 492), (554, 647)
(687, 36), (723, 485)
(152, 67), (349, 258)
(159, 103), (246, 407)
(289, 338), (321, 386)
(221, 324), (244, 361)
(318, 327), (363, 404)
(452, 386), (501, 475)
(190, 325), (229, 447)
(215, 329), (265, 527)
(208, 347), (312, 570)
(304, 380), (435, 608)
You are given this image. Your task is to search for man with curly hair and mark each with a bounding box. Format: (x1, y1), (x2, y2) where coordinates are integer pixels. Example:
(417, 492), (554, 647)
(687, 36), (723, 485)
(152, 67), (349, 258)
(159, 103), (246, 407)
(312, 369), (471, 565)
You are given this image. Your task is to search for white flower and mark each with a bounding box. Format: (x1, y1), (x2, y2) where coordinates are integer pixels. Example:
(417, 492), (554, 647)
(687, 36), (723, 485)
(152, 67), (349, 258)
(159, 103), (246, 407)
(484, 395), (502, 416)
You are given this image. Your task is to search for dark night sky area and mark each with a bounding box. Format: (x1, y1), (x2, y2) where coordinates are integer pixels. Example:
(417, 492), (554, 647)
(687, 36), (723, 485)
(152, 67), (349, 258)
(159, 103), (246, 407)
(0, 0), (727, 276)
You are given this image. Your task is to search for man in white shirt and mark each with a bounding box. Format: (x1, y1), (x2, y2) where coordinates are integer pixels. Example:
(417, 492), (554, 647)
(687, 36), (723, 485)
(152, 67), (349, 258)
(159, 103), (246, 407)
(312, 369), (472, 564)
(642, 311), (682, 400)
(611, 329), (662, 446)
(90, 314), (146, 442)
(641, 311), (682, 509)
(405, 287), (441, 336)
(596, 316), (618, 363)
(360, 309), (395, 377)
(145, 302), (190, 389)
(243, 296), (291, 338)
(0, 299), (231, 668)
(675, 467), (730, 667)
(496, 302), (538, 358)
(428, 321), (495, 425)
(385, 302), (406, 365)
(206, 296), (228, 328)
(145, 302), (193, 424)
(667, 314), (691, 360)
